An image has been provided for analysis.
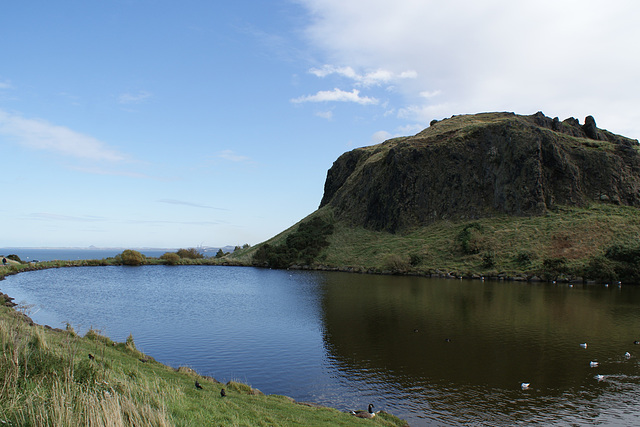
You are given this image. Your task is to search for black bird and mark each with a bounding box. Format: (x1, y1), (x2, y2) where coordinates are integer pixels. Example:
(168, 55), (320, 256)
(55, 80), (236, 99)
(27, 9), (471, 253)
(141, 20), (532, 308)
(220, 388), (227, 397)
(88, 353), (95, 360)
(195, 381), (203, 390)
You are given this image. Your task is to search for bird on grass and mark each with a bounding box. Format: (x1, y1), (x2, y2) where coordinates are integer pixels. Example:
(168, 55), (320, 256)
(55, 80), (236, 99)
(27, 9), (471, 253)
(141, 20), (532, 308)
(88, 353), (95, 360)
(195, 381), (203, 390)
(351, 403), (377, 419)
(220, 388), (227, 397)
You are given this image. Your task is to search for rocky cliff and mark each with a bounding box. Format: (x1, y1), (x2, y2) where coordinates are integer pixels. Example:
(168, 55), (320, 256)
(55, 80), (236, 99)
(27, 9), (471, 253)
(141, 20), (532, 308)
(320, 112), (640, 233)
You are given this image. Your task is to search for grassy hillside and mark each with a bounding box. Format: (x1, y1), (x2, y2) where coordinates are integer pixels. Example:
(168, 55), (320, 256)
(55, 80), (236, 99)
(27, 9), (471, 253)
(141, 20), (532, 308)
(233, 202), (640, 283)
(0, 300), (406, 426)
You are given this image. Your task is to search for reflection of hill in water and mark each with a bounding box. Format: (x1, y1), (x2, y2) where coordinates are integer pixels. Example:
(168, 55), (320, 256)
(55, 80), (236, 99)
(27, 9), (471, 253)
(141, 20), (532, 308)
(320, 273), (640, 391)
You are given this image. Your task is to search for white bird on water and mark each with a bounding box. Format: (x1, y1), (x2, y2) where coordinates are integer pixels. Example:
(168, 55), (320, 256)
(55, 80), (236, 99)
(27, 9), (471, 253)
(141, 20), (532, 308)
(595, 374), (605, 381)
(625, 351), (631, 358)
(580, 343), (588, 349)
(590, 361), (599, 367)
(521, 383), (530, 390)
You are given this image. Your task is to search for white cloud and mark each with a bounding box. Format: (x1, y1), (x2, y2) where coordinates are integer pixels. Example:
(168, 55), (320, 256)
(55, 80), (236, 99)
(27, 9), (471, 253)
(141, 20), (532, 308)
(157, 199), (227, 210)
(309, 64), (416, 87)
(315, 110), (333, 120)
(0, 109), (127, 162)
(298, 0), (640, 138)
(291, 88), (378, 105)
(370, 130), (392, 145)
(118, 91), (152, 104)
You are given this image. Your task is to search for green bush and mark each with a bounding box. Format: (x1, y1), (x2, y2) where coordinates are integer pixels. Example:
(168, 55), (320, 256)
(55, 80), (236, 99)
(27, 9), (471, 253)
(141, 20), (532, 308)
(383, 254), (410, 273)
(481, 251), (496, 268)
(176, 248), (204, 259)
(515, 251), (534, 265)
(456, 223), (484, 254)
(542, 257), (567, 281)
(120, 250), (145, 266)
(161, 252), (181, 265)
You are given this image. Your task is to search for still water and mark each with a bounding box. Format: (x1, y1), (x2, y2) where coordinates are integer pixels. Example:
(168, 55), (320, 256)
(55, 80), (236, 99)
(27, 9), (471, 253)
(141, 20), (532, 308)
(2, 266), (640, 426)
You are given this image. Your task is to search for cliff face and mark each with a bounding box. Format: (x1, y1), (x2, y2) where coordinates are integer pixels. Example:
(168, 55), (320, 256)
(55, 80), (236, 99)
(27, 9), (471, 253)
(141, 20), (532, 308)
(320, 112), (640, 233)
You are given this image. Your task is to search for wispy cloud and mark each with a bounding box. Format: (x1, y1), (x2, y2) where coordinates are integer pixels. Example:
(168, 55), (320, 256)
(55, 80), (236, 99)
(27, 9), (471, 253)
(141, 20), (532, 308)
(309, 65), (417, 87)
(69, 165), (151, 179)
(157, 199), (228, 210)
(125, 218), (222, 226)
(315, 110), (333, 120)
(291, 88), (378, 105)
(217, 149), (254, 163)
(118, 91), (152, 104)
(0, 80), (13, 90)
(0, 109), (127, 162)
(28, 212), (106, 222)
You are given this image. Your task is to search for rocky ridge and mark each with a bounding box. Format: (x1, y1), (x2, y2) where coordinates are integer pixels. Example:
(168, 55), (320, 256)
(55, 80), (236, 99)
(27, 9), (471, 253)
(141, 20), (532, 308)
(320, 111), (640, 233)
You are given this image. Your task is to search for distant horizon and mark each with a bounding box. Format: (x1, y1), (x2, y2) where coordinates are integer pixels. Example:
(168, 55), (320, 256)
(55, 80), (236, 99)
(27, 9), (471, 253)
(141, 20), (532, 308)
(0, 245), (237, 251)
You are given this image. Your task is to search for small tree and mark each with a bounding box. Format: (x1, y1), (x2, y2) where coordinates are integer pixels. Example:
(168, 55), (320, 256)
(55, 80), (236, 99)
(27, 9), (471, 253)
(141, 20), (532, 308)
(215, 249), (225, 258)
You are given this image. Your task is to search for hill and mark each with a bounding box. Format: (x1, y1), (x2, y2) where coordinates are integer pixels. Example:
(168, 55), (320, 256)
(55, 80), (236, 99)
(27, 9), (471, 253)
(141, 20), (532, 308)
(232, 112), (640, 283)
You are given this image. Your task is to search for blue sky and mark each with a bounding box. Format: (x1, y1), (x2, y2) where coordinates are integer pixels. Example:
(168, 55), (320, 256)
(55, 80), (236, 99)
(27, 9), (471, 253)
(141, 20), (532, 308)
(1, 0), (639, 248)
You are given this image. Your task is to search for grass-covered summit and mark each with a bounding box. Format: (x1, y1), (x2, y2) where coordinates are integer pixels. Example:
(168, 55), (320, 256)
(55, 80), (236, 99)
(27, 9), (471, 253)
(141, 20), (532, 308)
(234, 112), (640, 283)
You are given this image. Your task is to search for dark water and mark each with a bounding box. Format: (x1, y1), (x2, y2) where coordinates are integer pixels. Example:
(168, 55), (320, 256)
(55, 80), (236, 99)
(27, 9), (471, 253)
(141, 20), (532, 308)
(2, 266), (640, 426)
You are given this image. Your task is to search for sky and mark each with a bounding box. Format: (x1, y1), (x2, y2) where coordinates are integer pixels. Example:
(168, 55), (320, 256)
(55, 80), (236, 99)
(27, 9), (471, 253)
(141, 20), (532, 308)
(1, 0), (639, 249)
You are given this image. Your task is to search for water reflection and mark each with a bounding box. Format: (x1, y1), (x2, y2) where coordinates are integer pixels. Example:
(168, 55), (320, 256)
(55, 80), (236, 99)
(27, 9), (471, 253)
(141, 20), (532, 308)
(320, 273), (640, 425)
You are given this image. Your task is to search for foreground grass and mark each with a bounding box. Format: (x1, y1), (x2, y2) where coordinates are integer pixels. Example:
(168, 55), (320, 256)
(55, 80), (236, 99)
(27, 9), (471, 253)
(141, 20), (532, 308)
(0, 302), (406, 426)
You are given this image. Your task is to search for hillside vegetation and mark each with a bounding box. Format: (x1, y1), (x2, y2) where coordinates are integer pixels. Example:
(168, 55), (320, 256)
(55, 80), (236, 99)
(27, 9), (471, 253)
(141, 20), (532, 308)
(232, 112), (640, 283)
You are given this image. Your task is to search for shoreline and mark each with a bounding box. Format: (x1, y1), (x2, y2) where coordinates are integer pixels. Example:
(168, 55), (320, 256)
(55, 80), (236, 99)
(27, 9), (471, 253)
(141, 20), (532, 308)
(0, 263), (409, 426)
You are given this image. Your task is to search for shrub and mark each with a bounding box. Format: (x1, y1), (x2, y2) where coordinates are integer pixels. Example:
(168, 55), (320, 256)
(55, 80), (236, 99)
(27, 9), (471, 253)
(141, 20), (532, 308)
(120, 249), (145, 266)
(126, 333), (136, 350)
(584, 256), (618, 283)
(161, 252), (181, 265)
(515, 251), (534, 265)
(383, 254), (410, 273)
(409, 253), (423, 267)
(542, 257), (567, 281)
(481, 252), (496, 268)
(176, 248), (204, 259)
(456, 223), (484, 254)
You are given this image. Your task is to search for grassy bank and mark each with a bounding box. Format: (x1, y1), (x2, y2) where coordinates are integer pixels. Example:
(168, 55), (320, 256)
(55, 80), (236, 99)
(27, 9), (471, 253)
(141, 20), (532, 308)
(0, 299), (406, 426)
(232, 203), (640, 283)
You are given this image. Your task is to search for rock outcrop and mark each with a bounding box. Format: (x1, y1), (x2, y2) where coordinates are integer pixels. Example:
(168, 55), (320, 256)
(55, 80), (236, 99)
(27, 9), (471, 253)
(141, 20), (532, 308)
(320, 112), (640, 233)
